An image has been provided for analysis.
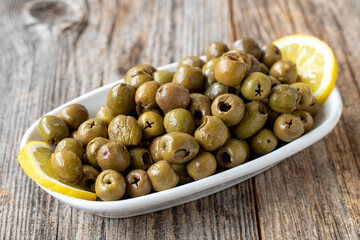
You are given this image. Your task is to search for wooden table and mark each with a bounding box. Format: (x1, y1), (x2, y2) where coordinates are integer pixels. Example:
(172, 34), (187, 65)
(1, 0), (359, 239)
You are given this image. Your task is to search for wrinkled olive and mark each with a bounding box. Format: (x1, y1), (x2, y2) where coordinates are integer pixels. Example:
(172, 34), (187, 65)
(108, 115), (142, 147)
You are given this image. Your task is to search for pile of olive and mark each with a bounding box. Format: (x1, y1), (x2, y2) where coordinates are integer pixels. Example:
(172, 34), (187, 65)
(38, 37), (318, 201)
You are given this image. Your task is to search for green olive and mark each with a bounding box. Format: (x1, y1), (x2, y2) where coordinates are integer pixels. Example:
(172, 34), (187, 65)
(304, 97), (318, 116)
(154, 70), (174, 84)
(231, 37), (262, 59)
(269, 60), (297, 84)
(38, 115), (69, 145)
(204, 82), (229, 102)
(96, 105), (114, 125)
(129, 147), (154, 170)
(77, 165), (100, 192)
(250, 129), (278, 155)
(186, 152), (217, 180)
(135, 81), (161, 109)
(86, 137), (110, 169)
(202, 58), (220, 89)
(260, 43), (282, 67)
(268, 84), (300, 113)
(58, 104), (89, 131)
(149, 136), (163, 162)
(126, 169), (152, 198)
(164, 108), (195, 134)
(108, 115), (142, 147)
(173, 66), (204, 93)
(240, 72), (272, 101)
(291, 82), (313, 110)
(76, 118), (108, 146)
(211, 93), (245, 126)
(206, 42), (229, 60)
(215, 139), (250, 168)
(170, 163), (193, 185)
(124, 64), (156, 89)
(97, 142), (130, 172)
(293, 110), (314, 133)
(51, 150), (83, 183)
(106, 83), (135, 116)
(138, 112), (165, 140)
(95, 169), (126, 201)
(55, 138), (84, 160)
(187, 93), (211, 126)
(177, 56), (205, 69)
(147, 160), (179, 191)
(273, 114), (304, 142)
(155, 82), (190, 113)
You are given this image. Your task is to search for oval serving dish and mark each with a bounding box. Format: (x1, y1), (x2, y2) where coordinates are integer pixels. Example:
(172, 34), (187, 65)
(19, 59), (343, 218)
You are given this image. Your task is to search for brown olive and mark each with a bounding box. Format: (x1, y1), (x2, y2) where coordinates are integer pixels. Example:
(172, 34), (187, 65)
(126, 169), (152, 198)
(77, 165), (100, 192)
(273, 114), (304, 142)
(86, 137), (110, 169)
(177, 56), (205, 69)
(129, 147), (154, 170)
(186, 152), (217, 180)
(173, 66), (204, 93)
(187, 93), (211, 126)
(155, 82), (190, 113)
(260, 43), (282, 67)
(206, 42), (230, 60)
(215, 139), (250, 168)
(97, 142), (130, 172)
(76, 118), (108, 146)
(149, 136), (163, 162)
(108, 115), (142, 147)
(293, 110), (314, 133)
(269, 60), (297, 84)
(231, 37), (262, 59)
(58, 104), (89, 131)
(135, 81), (161, 109)
(147, 160), (179, 191)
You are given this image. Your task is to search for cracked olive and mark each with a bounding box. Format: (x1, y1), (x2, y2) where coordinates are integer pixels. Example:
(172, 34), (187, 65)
(96, 105), (114, 125)
(154, 70), (174, 84)
(126, 169), (152, 198)
(76, 118), (108, 146)
(291, 82), (312, 110)
(194, 116), (229, 151)
(97, 142), (130, 172)
(95, 169), (126, 201)
(124, 64), (156, 89)
(156, 82), (190, 113)
(38, 115), (69, 145)
(171, 163), (193, 185)
(270, 60), (297, 84)
(51, 150), (83, 183)
(187, 93), (211, 126)
(147, 160), (179, 191)
(173, 65), (204, 93)
(77, 165), (99, 192)
(177, 56), (205, 69)
(108, 115), (142, 147)
(268, 84), (300, 113)
(273, 114), (304, 142)
(158, 132), (200, 163)
(250, 129), (278, 155)
(86, 137), (110, 169)
(206, 42), (230, 60)
(135, 81), (161, 109)
(138, 112), (165, 140)
(149, 136), (163, 162)
(231, 37), (262, 59)
(215, 139), (250, 168)
(233, 101), (268, 139)
(129, 147), (153, 170)
(55, 138), (84, 160)
(58, 104), (89, 131)
(211, 93), (245, 126)
(215, 50), (249, 87)
(106, 83), (135, 116)
(164, 108), (195, 134)
(240, 72), (272, 101)
(186, 152), (217, 180)
(293, 110), (314, 133)
(260, 43), (282, 67)
(204, 82), (229, 102)
(159, 132), (199, 164)
(304, 97), (318, 116)
(202, 58), (220, 89)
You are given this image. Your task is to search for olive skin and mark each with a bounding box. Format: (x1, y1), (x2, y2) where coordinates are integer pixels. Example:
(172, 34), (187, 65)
(96, 105), (115, 125)
(138, 112), (165, 140)
(38, 115), (69, 145)
(188, 93), (211, 126)
(159, 132), (200, 164)
(260, 43), (282, 67)
(206, 42), (229, 60)
(304, 97), (318, 116)
(75, 118), (108, 146)
(202, 58), (220, 89)
(171, 163), (193, 185)
(186, 152), (217, 180)
(204, 82), (229, 102)
(135, 81), (161, 109)
(58, 104), (89, 131)
(126, 169), (152, 198)
(51, 150), (83, 183)
(268, 84), (300, 113)
(124, 64), (156, 89)
(177, 56), (205, 69)
(173, 66), (204, 93)
(240, 72), (272, 101)
(215, 139), (250, 168)
(270, 60), (297, 84)
(55, 138), (84, 160)
(95, 169), (126, 201)
(147, 160), (179, 192)
(233, 101), (268, 139)
(149, 136), (163, 162)
(86, 137), (110, 169)
(211, 93), (245, 126)
(291, 82), (313, 110)
(250, 129), (278, 155)
(194, 116), (229, 151)
(259, 63), (270, 75)
(77, 165), (100, 192)
(153, 70), (174, 85)
(247, 54), (262, 74)
(97, 142), (130, 172)
(268, 75), (281, 89)
(215, 50), (249, 87)
(273, 114), (304, 142)
(108, 115), (142, 147)
(231, 37), (262, 59)
(129, 147), (154, 170)
(164, 108), (195, 134)
(106, 83), (136, 116)
(293, 110), (314, 133)
(155, 82), (190, 113)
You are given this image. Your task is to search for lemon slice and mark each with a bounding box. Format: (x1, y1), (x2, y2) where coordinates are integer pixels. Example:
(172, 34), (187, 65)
(273, 34), (338, 104)
(18, 141), (97, 201)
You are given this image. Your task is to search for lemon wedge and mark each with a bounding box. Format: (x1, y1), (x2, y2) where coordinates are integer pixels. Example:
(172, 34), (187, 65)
(18, 141), (97, 201)
(273, 34), (338, 104)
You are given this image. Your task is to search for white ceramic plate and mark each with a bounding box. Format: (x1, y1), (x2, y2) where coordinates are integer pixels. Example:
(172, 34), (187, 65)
(19, 60), (343, 218)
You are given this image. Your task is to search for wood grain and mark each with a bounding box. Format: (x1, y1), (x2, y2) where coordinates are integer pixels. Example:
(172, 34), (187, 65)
(0, 0), (359, 239)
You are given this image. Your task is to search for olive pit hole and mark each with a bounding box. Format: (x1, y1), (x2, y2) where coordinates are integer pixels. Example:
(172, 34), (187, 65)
(174, 149), (190, 159)
(285, 119), (293, 128)
(221, 152), (232, 165)
(142, 152), (152, 167)
(193, 110), (203, 120)
(144, 121), (154, 129)
(85, 179), (95, 189)
(131, 177), (140, 187)
(218, 101), (231, 112)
